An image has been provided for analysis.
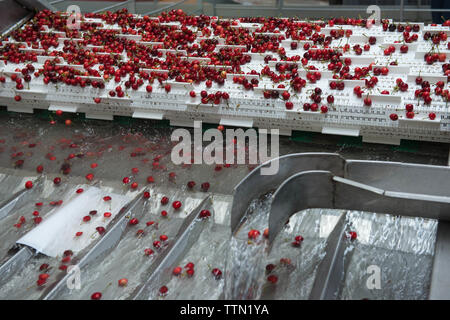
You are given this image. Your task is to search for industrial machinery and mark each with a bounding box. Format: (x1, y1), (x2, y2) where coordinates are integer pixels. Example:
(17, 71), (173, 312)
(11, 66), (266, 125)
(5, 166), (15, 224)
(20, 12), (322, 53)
(0, 1), (449, 300)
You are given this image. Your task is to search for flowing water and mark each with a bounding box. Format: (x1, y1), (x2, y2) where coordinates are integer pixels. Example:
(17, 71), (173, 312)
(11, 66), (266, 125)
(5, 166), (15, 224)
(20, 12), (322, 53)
(0, 113), (447, 300)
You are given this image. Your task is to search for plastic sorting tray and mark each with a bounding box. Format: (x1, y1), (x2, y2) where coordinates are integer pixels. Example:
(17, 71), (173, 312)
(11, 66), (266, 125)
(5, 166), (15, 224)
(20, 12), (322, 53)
(1, 14), (449, 144)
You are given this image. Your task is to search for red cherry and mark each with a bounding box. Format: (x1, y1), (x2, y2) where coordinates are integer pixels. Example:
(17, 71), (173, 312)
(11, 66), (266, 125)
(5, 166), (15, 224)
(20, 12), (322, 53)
(94, 97), (101, 104)
(122, 177), (130, 184)
(173, 266), (182, 276)
(129, 218), (139, 225)
(248, 229), (260, 240)
(36, 165), (44, 173)
(185, 262), (195, 269)
(53, 177), (61, 185)
(104, 212), (112, 218)
(349, 231), (357, 240)
(364, 98), (372, 107)
(267, 275), (278, 284)
(159, 286), (168, 296)
(160, 234), (168, 241)
(143, 191), (150, 199)
(429, 112), (436, 120)
(14, 95), (21, 101)
(201, 182), (210, 192)
(85, 173), (94, 181)
(153, 240), (161, 249)
(161, 196), (169, 205)
(96, 226), (106, 235)
(91, 292), (102, 300)
(390, 114), (398, 121)
(39, 263), (49, 271)
(189, 91), (196, 98)
(39, 273), (50, 281)
(212, 268), (222, 280)
(118, 278), (128, 287)
(144, 248), (154, 256)
(25, 180), (33, 189)
(147, 176), (155, 183)
(172, 201), (182, 210)
(161, 210), (168, 217)
(406, 111), (415, 119)
(146, 85), (152, 93)
(37, 279), (46, 286)
(130, 182), (138, 189)
(187, 181), (196, 189)
(34, 216), (42, 224)
(186, 268), (195, 277)
(61, 256), (71, 263)
(199, 209), (211, 219)
(75, 231), (83, 237)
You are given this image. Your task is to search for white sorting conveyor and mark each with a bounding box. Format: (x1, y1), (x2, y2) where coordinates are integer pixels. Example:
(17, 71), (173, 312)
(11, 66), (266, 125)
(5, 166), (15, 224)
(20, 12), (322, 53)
(0, 13), (449, 145)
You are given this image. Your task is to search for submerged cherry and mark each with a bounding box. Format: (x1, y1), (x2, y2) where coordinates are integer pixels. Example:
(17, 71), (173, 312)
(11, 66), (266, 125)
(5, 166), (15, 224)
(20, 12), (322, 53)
(96, 226), (106, 235)
(161, 196), (169, 205)
(172, 201), (182, 210)
(91, 292), (102, 300)
(199, 209), (211, 219)
(144, 248), (154, 256)
(212, 268), (222, 280)
(39, 263), (49, 271)
(172, 266), (182, 276)
(267, 275), (278, 284)
(187, 181), (196, 189)
(118, 278), (128, 287)
(153, 240), (161, 249)
(248, 229), (260, 240)
(201, 182), (210, 192)
(186, 268), (195, 277)
(159, 286), (168, 296)
(129, 218), (139, 225)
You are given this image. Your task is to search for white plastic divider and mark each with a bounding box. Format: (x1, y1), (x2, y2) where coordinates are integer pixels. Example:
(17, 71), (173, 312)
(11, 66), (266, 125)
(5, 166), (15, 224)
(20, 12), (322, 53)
(16, 186), (130, 258)
(322, 126), (360, 137)
(220, 118), (254, 128)
(132, 110), (164, 120)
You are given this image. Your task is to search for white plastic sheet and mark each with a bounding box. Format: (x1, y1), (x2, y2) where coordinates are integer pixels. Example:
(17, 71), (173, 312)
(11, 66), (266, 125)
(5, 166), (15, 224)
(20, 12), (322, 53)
(17, 186), (130, 257)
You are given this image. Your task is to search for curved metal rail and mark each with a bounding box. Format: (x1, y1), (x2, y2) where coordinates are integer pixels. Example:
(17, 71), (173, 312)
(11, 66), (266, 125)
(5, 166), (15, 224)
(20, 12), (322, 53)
(229, 153), (450, 243)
